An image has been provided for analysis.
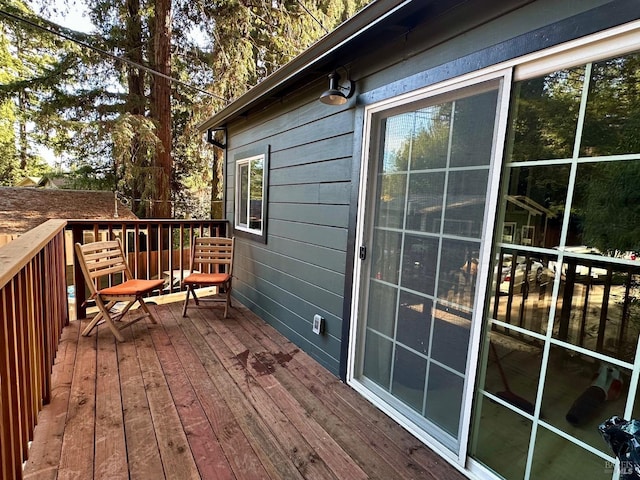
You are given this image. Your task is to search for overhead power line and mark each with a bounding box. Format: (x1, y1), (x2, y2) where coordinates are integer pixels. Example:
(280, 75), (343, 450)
(295, 0), (329, 34)
(0, 7), (226, 101)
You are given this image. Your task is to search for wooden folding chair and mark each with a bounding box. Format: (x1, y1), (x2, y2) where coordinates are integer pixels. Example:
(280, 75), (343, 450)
(75, 239), (165, 341)
(182, 236), (234, 318)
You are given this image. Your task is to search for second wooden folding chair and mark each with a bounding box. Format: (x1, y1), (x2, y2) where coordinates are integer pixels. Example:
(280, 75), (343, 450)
(182, 236), (235, 318)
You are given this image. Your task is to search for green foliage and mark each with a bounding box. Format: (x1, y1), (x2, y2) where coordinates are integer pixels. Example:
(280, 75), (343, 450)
(1, 0), (372, 215)
(578, 161), (640, 253)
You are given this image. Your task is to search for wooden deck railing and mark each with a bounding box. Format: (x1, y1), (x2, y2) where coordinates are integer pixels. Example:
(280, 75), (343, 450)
(0, 218), (229, 480)
(0, 219), (68, 480)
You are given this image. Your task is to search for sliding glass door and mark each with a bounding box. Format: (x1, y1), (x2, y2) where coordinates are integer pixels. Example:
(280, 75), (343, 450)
(351, 74), (509, 456)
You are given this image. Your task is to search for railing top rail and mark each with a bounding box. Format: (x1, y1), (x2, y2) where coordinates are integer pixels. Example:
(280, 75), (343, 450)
(0, 219), (67, 289)
(66, 219), (229, 226)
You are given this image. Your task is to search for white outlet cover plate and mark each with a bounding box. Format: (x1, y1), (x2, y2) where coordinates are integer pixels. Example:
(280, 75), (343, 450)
(313, 314), (322, 334)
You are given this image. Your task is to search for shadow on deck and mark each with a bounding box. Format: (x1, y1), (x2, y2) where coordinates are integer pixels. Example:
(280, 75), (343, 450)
(23, 301), (465, 480)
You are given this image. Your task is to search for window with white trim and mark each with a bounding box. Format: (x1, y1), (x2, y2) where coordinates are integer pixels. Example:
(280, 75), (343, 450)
(234, 149), (268, 241)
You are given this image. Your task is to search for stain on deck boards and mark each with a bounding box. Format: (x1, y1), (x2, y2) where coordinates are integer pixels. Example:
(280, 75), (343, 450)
(236, 348), (299, 376)
(23, 302), (466, 480)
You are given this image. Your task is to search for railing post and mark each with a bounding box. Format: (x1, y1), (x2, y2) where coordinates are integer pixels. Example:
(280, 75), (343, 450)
(71, 226), (86, 320)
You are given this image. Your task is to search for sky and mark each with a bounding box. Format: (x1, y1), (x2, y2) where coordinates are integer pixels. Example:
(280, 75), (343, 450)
(49, 0), (93, 33)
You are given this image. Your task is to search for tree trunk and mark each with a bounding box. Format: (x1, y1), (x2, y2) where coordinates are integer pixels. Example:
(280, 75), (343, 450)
(125, 0), (145, 213)
(18, 91), (27, 171)
(150, 0), (173, 218)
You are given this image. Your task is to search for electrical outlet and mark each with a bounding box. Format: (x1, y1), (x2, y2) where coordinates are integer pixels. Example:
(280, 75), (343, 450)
(313, 314), (324, 334)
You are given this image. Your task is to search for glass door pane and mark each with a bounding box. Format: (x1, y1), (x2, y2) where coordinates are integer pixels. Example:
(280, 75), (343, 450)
(355, 80), (502, 452)
(472, 50), (640, 480)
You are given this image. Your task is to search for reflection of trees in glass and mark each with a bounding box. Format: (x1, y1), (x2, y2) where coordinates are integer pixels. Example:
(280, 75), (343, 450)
(409, 105), (452, 170)
(508, 165), (569, 215)
(581, 53), (640, 156)
(385, 104), (452, 173)
(250, 159), (263, 201)
(381, 114), (412, 173)
(239, 164), (249, 225)
(508, 68), (584, 161)
(249, 158), (263, 229)
(376, 106), (450, 227)
(575, 161), (640, 253)
(450, 90), (498, 167)
(376, 173), (407, 229)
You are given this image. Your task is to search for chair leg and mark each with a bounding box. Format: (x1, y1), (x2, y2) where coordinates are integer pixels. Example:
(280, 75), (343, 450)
(182, 287), (189, 317)
(94, 297), (126, 342)
(81, 299), (117, 337)
(137, 298), (158, 324)
(224, 281), (232, 318)
(82, 310), (104, 337)
(182, 286), (194, 317)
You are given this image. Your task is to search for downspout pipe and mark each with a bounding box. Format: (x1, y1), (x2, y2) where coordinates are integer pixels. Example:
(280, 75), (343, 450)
(206, 127), (227, 220)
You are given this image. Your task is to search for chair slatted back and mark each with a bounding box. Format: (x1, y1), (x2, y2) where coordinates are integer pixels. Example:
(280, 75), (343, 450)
(190, 237), (234, 275)
(75, 240), (131, 295)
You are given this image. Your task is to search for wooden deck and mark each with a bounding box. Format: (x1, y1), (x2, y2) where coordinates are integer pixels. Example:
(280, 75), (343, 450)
(23, 301), (465, 480)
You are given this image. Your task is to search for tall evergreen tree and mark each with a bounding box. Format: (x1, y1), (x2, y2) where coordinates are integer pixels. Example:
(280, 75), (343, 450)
(0, 0), (66, 184)
(1, 0), (372, 215)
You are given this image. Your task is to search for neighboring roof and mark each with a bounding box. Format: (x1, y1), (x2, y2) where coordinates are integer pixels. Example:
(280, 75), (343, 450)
(0, 187), (138, 235)
(16, 176), (42, 187)
(198, 0), (460, 132)
(39, 175), (71, 189)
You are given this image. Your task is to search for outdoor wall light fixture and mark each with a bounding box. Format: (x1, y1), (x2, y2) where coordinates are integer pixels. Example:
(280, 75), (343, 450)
(319, 69), (355, 105)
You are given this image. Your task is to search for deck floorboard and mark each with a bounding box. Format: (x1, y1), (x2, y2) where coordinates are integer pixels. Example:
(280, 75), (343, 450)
(23, 301), (467, 480)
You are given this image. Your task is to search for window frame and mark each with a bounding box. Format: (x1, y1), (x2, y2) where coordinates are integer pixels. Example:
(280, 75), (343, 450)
(234, 146), (269, 243)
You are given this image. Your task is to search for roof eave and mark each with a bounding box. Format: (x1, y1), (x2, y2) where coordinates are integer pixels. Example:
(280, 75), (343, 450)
(197, 0), (412, 132)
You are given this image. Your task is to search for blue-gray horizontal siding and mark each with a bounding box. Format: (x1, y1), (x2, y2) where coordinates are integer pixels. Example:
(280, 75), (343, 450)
(224, 0), (622, 377)
(227, 101), (354, 376)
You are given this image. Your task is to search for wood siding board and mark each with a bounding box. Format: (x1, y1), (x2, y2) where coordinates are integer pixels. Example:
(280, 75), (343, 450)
(228, 98), (352, 151)
(262, 236), (347, 274)
(269, 183), (351, 205)
(235, 242), (346, 291)
(233, 257), (344, 314)
(269, 184), (321, 204)
(269, 134), (353, 169)
(318, 183), (352, 205)
(233, 266), (342, 336)
(269, 203), (350, 229)
(266, 220), (348, 250)
(230, 109), (354, 155)
(270, 158), (352, 186)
